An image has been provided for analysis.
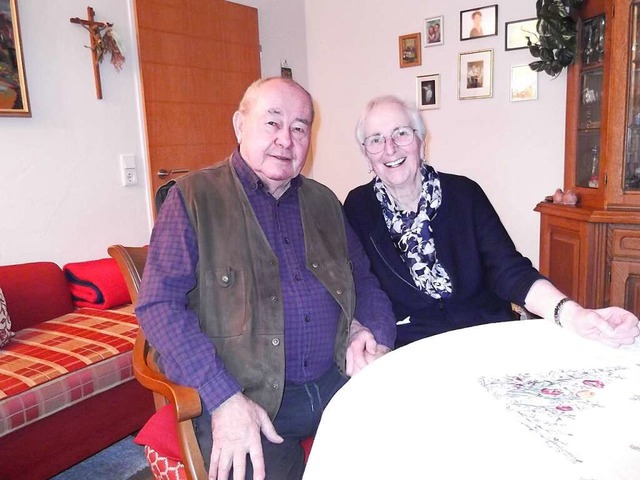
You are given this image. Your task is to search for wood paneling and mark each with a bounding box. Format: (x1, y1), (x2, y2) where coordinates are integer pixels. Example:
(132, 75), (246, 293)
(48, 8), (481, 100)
(134, 0), (261, 198)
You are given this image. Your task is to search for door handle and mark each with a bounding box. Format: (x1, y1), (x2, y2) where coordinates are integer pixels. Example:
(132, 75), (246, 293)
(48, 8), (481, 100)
(158, 168), (189, 179)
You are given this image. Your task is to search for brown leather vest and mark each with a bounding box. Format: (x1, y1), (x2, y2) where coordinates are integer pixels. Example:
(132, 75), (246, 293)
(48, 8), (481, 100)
(176, 159), (354, 418)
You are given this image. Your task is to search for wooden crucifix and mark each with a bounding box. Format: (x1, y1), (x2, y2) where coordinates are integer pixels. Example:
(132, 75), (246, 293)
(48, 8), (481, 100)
(70, 7), (112, 99)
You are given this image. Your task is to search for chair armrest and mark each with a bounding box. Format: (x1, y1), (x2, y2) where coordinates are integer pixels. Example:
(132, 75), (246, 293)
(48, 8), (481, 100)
(132, 330), (202, 421)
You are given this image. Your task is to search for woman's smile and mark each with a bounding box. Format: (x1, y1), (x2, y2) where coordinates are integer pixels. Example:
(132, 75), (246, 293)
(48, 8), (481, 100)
(384, 157), (406, 168)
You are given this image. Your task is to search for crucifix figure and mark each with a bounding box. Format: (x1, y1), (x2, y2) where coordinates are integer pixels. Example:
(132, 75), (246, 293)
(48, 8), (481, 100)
(70, 7), (112, 99)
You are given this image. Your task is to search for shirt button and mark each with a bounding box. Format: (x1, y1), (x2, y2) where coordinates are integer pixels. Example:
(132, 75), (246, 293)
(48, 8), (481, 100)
(304, 315), (311, 323)
(272, 381), (279, 389)
(268, 260), (275, 267)
(311, 262), (319, 268)
(271, 338), (280, 347)
(221, 275), (229, 283)
(303, 359), (309, 367)
(294, 274), (301, 281)
(284, 237), (290, 244)
(270, 295), (277, 302)
(336, 289), (343, 295)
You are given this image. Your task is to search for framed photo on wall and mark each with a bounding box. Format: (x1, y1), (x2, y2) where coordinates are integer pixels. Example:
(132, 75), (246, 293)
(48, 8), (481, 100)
(424, 16), (444, 47)
(399, 32), (422, 68)
(460, 4), (498, 41)
(416, 74), (440, 110)
(505, 18), (537, 51)
(510, 64), (538, 101)
(0, 0), (30, 117)
(458, 49), (493, 100)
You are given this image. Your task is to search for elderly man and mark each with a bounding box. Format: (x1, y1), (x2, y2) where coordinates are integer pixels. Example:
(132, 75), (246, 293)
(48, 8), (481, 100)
(136, 77), (396, 480)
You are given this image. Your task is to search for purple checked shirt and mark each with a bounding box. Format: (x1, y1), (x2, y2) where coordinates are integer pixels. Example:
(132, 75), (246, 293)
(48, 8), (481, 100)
(136, 151), (396, 414)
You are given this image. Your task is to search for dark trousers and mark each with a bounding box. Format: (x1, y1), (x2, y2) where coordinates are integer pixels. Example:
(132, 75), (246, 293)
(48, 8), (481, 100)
(194, 364), (347, 480)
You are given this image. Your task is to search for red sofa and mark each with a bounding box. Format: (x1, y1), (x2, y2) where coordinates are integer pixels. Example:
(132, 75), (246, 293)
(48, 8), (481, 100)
(0, 262), (154, 480)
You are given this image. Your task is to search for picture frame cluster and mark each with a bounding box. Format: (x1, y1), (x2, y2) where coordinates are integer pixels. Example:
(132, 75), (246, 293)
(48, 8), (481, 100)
(399, 3), (539, 109)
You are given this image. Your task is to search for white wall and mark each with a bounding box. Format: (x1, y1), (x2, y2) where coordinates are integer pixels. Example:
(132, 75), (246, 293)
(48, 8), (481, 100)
(2, 0), (566, 269)
(0, 0), (151, 266)
(228, 0), (309, 88)
(305, 0), (567, 267)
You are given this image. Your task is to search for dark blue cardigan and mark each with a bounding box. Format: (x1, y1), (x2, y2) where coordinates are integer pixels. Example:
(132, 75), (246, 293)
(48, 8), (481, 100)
(344, 172), (545, 347)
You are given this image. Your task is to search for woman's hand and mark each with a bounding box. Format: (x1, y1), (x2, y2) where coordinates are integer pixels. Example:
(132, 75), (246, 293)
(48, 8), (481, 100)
(562, 305), (639, 348)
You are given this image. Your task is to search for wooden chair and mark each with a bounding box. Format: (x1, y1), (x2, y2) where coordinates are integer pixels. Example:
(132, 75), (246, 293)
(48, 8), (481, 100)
(511, 302), (537, 320)
(108, 244), (207, 480)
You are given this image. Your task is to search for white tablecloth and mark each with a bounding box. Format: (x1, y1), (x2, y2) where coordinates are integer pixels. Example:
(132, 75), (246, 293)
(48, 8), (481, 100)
(303, 320), (640, 480)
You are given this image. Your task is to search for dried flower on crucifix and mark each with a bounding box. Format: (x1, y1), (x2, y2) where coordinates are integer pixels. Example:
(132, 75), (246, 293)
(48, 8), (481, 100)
(81, 22), (126, 72)
(101, 26), (125, 72)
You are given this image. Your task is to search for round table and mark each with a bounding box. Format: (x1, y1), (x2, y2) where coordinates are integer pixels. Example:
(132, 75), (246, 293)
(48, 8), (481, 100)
(303, 320), (640, 480)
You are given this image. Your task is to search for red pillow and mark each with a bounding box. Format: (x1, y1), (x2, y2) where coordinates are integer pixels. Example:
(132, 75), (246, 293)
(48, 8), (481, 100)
(63, 258), (130, 309)
(135, 404), (182, 460)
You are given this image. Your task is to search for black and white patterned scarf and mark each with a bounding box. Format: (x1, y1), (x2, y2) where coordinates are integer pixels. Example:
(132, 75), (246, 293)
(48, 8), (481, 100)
(374, 164), (452, 299)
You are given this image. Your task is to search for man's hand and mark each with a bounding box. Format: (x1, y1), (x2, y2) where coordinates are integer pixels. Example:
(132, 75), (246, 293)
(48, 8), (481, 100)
(562, 305), (639, 348)
(345, 319), (391, 376)
(209, 393), (283, 480)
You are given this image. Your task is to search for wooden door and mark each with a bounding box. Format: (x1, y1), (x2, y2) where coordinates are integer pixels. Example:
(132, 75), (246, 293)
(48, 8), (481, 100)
(134, 0), (261, 204)
(610, 260), (640, 314)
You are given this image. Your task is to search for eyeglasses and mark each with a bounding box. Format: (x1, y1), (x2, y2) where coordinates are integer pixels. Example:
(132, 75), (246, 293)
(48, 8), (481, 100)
(362, 126), (417, 154)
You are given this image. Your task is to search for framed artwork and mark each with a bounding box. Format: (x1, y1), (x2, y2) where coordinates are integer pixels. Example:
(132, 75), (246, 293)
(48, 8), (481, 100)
(460, 4), (498, 41)
(280, 59), (292, 79)
(424, 16), (444, 47)
(417, 74), (440, 110)
(458, 49), (493, 100)
(505, 18), (537, 51)
(399, 32), (422, 68)
(510, 64), (538, 101)
(0, 0), (30, 117)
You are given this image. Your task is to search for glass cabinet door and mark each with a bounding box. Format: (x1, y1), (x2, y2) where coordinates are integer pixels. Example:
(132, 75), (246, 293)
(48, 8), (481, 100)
(576, 14), (606, 189)
(625, 1), (640, 190)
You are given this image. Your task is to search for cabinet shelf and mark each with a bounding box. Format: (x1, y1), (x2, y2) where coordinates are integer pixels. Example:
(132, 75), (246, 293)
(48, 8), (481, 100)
(578, 122), (602, 130)
(580, 61), (604, 71)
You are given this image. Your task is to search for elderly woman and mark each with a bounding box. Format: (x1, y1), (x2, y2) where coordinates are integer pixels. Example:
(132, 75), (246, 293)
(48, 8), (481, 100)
(344, 95), (639, 349)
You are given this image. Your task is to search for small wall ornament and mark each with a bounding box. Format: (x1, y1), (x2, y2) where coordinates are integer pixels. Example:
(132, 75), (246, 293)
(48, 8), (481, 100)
(70, 6), (125, 99)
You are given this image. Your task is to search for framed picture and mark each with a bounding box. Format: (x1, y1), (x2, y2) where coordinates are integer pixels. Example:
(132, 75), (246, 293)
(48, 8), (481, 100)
(510, 64), (538, 101)
(417, 74), (440, 110)
(458, 49), (493, 100)
(0, 0), (30, 117)
(505, 18), (537, 51)
(424, 16), (444, 47)
(399, 32), (422, 68)
(460, 4), (498, 41)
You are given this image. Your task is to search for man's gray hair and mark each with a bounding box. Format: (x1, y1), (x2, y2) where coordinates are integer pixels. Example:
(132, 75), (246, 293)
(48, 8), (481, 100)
(355, 95), (426, 155)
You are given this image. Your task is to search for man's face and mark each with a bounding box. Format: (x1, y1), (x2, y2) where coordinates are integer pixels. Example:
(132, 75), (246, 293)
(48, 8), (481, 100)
(234, 80), (313, 194)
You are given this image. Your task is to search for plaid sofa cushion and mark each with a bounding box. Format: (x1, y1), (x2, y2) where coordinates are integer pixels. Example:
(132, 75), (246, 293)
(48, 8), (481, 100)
(0, 307), (138, 436)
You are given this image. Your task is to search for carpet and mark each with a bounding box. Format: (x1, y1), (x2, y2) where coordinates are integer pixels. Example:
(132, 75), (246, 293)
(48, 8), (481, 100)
(50, 435), (153, 480)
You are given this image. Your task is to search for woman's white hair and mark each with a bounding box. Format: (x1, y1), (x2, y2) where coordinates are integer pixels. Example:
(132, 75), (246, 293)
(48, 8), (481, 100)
(355, 95), (427, 155)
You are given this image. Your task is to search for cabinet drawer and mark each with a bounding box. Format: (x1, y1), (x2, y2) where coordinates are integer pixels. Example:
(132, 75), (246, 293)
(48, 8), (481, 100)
(611, 228), (640, 258)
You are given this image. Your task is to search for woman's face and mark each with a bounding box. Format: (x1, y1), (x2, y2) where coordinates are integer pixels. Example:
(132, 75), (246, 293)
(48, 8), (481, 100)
(363, 102), (422, 191)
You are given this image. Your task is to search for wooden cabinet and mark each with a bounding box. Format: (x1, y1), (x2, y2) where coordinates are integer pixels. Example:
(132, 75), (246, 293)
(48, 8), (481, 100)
(536, 0), (640, 314)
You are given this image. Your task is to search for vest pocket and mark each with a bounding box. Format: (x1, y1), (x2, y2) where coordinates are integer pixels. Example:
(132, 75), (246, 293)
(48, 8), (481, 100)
(203, 267), (247, 337)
